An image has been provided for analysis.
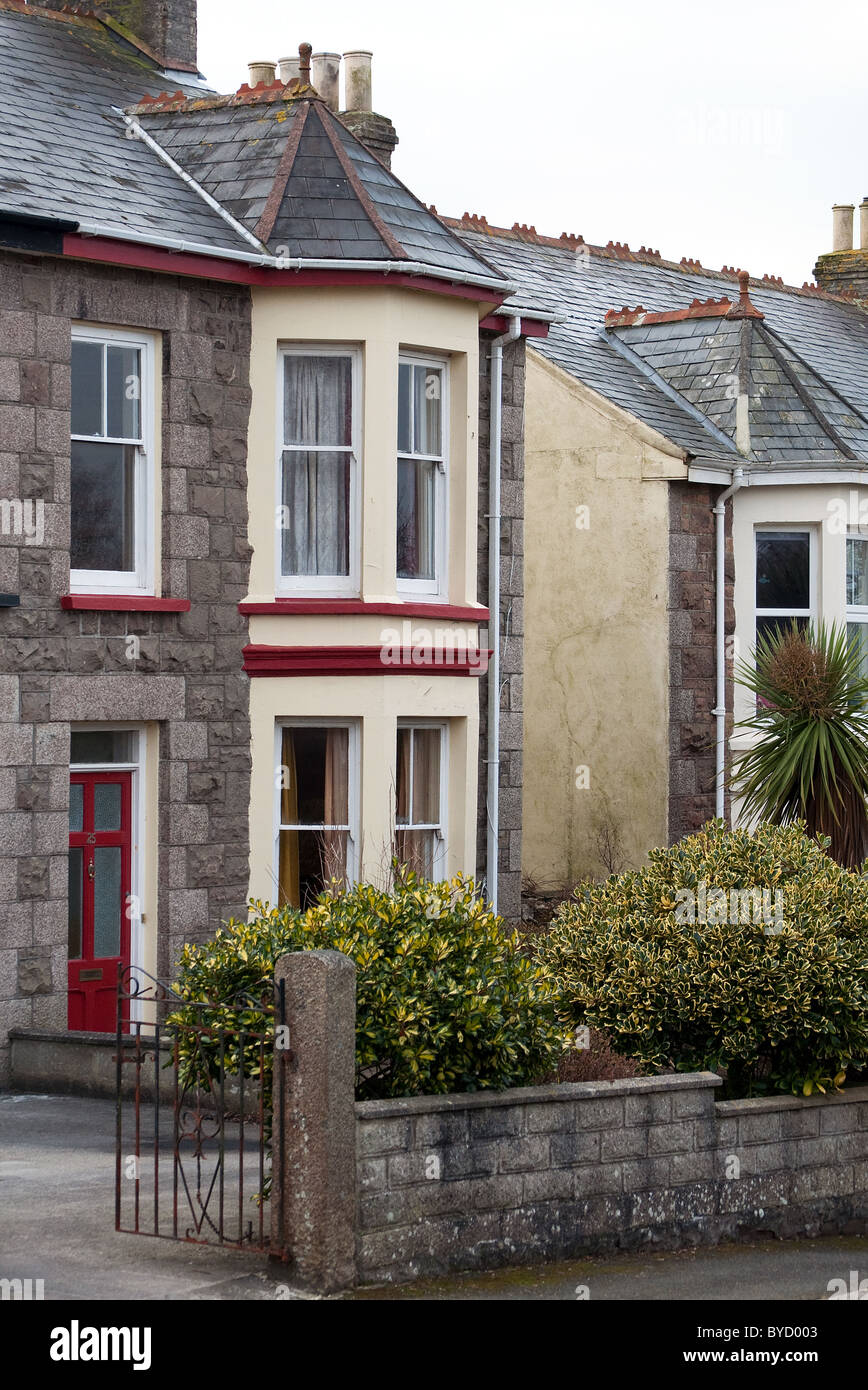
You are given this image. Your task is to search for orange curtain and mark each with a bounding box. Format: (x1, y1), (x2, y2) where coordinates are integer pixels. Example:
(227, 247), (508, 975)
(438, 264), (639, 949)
(322, 729), (349, 889)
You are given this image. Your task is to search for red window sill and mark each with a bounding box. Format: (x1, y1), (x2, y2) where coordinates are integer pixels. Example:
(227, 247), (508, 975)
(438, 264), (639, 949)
(238, 599), (490, 621)
(61, 595), (191, 612)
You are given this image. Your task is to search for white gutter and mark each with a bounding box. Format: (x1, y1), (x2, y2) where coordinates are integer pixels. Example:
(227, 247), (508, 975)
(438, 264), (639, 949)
(713, 467), (745, 818)
(71, 216), (518, 292)
(486, 311), (522, 913)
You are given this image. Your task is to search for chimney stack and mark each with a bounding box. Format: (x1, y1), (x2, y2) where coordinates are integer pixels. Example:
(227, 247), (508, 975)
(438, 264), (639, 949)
(27, 0), (199, 72)
(339, 49), (398, 169)
(814, 199), (868, 298)
(312, 52), (341, 111)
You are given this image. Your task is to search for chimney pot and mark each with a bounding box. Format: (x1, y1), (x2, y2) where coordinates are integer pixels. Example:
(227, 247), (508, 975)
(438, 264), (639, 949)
(248, 60), (277, 87)
(312, 52), (341, 111)
(859, 199), (868, 252)
(278, 55), (301, 84)
(343, 50), (373, 112)
(832, 203), (855, 253)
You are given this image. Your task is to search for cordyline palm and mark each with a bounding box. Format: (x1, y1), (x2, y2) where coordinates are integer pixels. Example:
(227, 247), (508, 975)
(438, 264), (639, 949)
(730, 621), (868, 870)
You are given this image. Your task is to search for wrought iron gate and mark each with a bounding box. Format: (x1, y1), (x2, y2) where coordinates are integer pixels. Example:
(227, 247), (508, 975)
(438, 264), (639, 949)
(114, 967), (284, 1251)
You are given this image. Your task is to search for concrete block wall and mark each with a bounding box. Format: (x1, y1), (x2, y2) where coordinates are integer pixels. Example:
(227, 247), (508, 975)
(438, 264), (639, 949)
(0, 250), (252, 1083)
(476, 334), (525, 922)
(355, 1076), (868, 1284)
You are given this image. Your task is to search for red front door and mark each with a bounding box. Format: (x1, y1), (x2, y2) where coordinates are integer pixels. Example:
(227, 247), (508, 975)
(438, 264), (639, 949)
(68, 771), (132, 1032)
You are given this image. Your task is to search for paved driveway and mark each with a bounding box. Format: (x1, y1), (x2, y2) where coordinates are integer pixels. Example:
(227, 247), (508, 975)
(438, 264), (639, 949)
(1, 1093), (866, 1301)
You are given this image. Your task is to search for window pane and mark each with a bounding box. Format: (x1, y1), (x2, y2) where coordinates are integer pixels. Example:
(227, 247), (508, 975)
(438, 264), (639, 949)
(106, 345), (142, 440)
(848, 622), (868, 681)
(70, 731), (134, 764)
(397, 362), (412, 452)
(281, 451), (350, 576)
(847, 537), (868, 607)
(71, 441), (135, 572)
(94, 783), (122, 831)
(756, 615), (809, 649)
(755, 532), (810, 609)
(71, 340), (103, 437)
(395, 828), (437, 880)
(280, 727), (349, 826)
(68, 849), (83, 958)
(284, 355), (352, 446)
(412, 728), (441, 824)
(69, 782), (83, 833)
(414, 364), (442, 456)
(93, 846), (122, 957)
(278, 829), (349, 910)
(397, 458), (435, 579)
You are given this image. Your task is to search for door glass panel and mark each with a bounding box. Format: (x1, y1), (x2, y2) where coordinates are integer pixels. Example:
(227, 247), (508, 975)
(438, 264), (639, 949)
(68, 850), (83, 958)
(69, 783), (83, 833)
(94, 783), (122, 831)
(93, 847), (122, 957)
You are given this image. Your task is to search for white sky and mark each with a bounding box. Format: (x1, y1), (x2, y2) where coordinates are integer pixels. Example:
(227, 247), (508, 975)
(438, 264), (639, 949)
(197, 0), (867, 288)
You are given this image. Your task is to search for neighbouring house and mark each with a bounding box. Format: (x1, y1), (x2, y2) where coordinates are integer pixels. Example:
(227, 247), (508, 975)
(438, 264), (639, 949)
(448, 212), (868, 892)
(0, 0), (550, 1079)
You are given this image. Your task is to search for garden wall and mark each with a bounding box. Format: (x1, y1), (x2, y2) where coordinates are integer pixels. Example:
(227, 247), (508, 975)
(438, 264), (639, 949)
(271, 951), (868, 1291)
(355, 1075), (868, 1284)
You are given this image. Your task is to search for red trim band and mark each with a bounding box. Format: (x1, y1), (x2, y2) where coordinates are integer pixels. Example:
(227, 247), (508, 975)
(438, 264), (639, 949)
(239, 599), (489, 621)
(61, 234), (507, 306)
(480, 314), (551, 338)
(243, 644), (490, 676)
(61, 595), (191, 612)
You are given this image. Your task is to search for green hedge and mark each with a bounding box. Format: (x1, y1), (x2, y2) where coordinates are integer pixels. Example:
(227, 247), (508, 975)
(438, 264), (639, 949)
(536, 820), (868, 1097)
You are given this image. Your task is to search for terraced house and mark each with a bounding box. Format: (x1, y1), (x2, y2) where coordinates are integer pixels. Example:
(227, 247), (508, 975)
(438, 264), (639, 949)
(450, 214), (868, 891)
(0, 0), (548, 1077)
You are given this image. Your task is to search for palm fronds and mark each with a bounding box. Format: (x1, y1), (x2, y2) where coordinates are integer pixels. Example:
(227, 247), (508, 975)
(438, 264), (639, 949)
(730, 620), (868, 869)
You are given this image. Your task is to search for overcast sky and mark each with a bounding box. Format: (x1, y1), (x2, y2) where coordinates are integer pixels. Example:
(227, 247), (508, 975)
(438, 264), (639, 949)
(198, 0), (866, 288)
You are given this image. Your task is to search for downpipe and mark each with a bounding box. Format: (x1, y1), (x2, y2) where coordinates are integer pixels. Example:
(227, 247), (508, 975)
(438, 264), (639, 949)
(713, 467), (745, 819)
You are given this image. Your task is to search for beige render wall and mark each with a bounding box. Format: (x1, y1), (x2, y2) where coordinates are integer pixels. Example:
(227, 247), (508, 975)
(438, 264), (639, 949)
(523, 350), (686, 890)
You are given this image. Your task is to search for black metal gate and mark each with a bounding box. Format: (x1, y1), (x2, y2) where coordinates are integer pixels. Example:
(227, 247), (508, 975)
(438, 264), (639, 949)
(114, 967), (284, 1252)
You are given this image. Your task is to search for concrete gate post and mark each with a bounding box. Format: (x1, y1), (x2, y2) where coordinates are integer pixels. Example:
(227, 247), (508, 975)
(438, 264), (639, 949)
(271, 949), (357, 1292)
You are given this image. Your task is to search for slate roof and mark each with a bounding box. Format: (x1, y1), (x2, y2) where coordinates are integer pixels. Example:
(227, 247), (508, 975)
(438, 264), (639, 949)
(134, 89), (504, 276)
(0, 1), (506, 287)
(0, 1), (253, 255)
(454, 220), (868, 466)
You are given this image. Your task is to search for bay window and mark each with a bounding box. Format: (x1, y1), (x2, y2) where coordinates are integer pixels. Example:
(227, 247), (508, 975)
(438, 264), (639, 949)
(847, 534), (868, 679)
(397, 355), (447, 595)
(278, 348), (359, 593)
(395, 724), (446, 879)
(71, 327), (154, 593)
(276, 723), (357, 908)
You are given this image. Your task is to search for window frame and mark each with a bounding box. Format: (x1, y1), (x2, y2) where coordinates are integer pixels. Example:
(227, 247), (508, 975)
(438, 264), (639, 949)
(846, 531), (868, 679)
(70, 324), (156, 596)
(396, 351), (449, 600)
(395, 720), (448, 879)
(753, 524), (817, 647)
(275, 344), (362, 598)
(272, 718), (360, 898)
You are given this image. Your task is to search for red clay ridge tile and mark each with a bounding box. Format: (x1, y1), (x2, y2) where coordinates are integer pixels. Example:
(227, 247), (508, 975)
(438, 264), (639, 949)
(606, 241), (633, 259)
(605, 295), (735, 329)
(762, 273), (784, 287)
(680, 256), (702, 270)
(638, 246), (661, 258)
(511, 222), (538, 241)
(559, 232), (585, 247)
(460, 212), (490, 231)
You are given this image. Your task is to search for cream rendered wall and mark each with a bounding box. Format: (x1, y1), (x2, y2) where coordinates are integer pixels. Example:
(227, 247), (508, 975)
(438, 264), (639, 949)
(245, 285), (485, 902)
(523, 350), (686, 889)
(246, 286), (481, 607)
(247, 675), (479, 903)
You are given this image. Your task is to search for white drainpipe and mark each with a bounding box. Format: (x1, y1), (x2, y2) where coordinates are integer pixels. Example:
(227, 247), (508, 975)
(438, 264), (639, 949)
(713, 467), (745, 818)
(486, 312), (522, 913)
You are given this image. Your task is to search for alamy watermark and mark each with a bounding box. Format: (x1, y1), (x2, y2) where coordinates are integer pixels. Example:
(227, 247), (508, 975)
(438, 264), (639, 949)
(0, 497), (44, 546)
(379, 621), (489, 673)
(670, 879), (784, 934)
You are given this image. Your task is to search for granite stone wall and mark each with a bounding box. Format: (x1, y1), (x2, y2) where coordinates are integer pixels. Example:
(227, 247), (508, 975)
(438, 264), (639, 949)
(356, 1075), (868, 1284)
(0, 250), (252, 1082)
(476, 333), (525, 922)
(668, 480), (733, 843)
